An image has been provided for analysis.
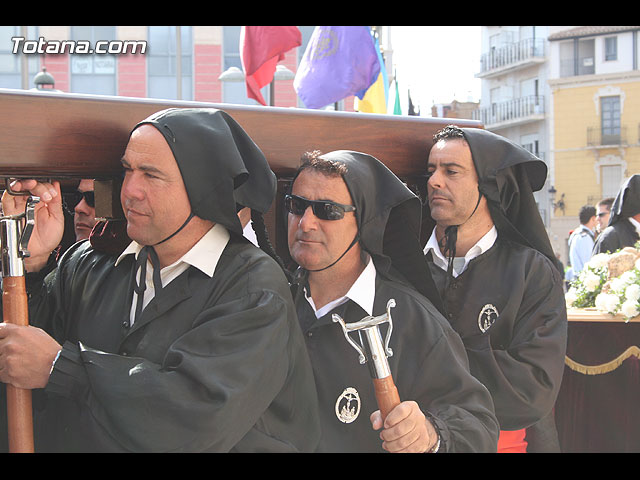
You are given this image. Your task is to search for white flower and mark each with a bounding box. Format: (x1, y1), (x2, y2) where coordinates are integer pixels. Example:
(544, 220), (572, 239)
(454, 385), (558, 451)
(610, 276), (626, 292)
(565, 289), (578, 307)
(588, 253), (610, 270)
(620, 270), (636, 286)
(595, 292), (620, 314)
(625, 283), (640, 303)
(620, 299), (640, 319)
(583, 272), (603, 292)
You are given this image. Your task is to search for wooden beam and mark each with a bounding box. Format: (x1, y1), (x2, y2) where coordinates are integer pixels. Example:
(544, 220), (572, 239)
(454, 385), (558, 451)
(0, 88), (482, 179)
(0, 88), (482, 260)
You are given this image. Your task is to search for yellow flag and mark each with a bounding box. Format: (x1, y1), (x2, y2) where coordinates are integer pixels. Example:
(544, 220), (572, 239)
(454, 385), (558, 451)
(355, 72), (387, 113)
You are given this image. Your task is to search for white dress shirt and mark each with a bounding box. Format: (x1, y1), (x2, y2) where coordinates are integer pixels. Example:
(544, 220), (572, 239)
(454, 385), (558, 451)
(423, 226), (498, 277)
(115, 223), (230, 326)
(306, 255), (376, 319)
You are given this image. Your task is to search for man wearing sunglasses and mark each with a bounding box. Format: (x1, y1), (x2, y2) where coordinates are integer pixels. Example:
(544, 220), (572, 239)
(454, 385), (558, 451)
(595, 197), (614, 235)
(287, 150), (499, 453)
(66, 179), (98, 242)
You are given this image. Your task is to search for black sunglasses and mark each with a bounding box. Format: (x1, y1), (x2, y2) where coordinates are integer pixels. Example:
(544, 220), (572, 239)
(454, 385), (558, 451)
(597, 211), (609, 217)
(64, 190), (95, 214)
(284, 194), (356, 221)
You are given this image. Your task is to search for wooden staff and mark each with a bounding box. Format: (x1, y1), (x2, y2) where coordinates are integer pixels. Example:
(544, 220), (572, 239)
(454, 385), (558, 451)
(0, 197), (38, 452)
(333, 299), (400, 421)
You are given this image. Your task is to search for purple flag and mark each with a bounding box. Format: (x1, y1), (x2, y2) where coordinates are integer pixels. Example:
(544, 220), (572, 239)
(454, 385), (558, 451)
(294, 26), (381, 109)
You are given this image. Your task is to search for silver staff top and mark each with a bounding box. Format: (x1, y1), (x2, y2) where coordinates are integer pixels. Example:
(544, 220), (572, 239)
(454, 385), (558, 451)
(332, 298), (396, 379)
(0, 196), (40, 277)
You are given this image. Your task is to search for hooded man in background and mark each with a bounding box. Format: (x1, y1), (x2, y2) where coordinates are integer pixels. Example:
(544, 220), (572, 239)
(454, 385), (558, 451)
(422, 126), (567, 453)
(0, 108), (320, 452)
(593, 175), (640, 254)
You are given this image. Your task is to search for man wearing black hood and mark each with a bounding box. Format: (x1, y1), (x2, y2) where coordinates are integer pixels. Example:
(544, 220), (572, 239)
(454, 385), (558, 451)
(0, 108), (320, 452)
(422, 125), (567, 452)
(287, 150), (499, 453)
(593, 174), (640, 254)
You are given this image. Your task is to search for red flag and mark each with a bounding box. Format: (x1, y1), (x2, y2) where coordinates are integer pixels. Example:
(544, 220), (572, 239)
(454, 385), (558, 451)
(240, 26), (301, 106)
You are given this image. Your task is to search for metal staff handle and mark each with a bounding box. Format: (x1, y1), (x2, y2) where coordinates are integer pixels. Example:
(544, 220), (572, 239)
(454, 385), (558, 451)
(0, 195), (39, 453)
(332, 299), (401, 420)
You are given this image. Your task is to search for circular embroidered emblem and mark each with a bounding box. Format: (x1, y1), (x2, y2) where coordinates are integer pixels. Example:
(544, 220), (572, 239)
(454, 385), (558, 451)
(311, 30), (339, 61)
(478, 304), (499, 333)
(335, 387), (361, 423)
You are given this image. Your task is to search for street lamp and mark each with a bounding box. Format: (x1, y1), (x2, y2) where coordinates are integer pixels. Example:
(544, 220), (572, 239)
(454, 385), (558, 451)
(548, 185), (565, 214)
(218, 66), (245, 82)
(32, 67), (59, 91)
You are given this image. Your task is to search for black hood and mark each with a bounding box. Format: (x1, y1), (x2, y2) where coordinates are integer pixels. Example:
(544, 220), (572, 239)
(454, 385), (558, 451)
(422, 128), (559, 271)
(608, 174), (640, 226)
(133, 108), (276, 236)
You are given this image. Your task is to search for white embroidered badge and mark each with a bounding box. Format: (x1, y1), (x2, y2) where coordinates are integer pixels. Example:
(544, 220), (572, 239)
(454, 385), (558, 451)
(335, 387), (361, 423)
(478, 304), (499, 333)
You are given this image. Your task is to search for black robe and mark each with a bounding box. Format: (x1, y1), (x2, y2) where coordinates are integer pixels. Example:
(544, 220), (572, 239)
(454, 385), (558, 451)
(0, 236), (321, 452)
(593, 174), (640, 254)
(426, 236), (567, 430)
(421, 128), (567, 450)
(593, 218), (640, 254)
(294, 267), (499, 453)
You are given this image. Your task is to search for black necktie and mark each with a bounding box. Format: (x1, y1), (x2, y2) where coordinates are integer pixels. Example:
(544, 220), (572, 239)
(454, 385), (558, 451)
(132, 245), (163, 325)
(129, 212), (194, 326)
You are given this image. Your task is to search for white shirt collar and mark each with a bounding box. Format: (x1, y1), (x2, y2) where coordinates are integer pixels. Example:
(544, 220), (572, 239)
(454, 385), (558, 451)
(306, 255), (376, 319)
(423, 225), (497, 277)
(115, 222), (230, 278)
(628, 216), (640, 235)
(117, 223), (230, 326)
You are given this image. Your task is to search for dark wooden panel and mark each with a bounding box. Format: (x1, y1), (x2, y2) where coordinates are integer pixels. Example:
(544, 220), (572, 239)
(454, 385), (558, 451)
(0, 88), (482, 179)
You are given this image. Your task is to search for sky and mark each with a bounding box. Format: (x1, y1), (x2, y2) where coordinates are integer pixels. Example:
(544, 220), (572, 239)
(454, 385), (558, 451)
(389, 26), (482, 113)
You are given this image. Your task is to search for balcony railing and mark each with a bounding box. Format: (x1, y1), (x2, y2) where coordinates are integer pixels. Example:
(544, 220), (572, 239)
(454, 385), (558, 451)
(479, 38), (545, 74)
(587, 126), (627, 146)
(473, 95), (544, 127)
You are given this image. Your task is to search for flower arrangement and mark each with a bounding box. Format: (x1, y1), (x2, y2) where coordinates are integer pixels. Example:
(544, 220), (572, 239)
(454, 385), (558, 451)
(565, 244), (640, 322)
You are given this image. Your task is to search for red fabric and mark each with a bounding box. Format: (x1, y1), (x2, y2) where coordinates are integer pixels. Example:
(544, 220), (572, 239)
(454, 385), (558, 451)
(497, 429), (527, 453)
(240, 26), (301, 105)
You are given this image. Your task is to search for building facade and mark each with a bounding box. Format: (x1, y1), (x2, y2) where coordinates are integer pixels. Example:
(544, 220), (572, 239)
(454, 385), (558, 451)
(475, 26), (640, 264)
(547, 26), (640, 261)
(474, 26), (552, 225)
(431, 100), (479, 119)
(0, 26), (360, 110)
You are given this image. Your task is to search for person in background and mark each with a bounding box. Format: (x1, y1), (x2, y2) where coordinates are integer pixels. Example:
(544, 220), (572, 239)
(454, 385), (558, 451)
(593, 175), (640, 254)
(64, 179), (98, 242)
(595, 197), (614, 236)
(568, 205), (597, 280)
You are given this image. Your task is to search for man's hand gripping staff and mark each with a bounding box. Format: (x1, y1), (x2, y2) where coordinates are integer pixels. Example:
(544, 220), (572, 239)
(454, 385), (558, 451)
(333, 298), (440, 453)
(0, 186), (38, 453)
(0, 180), (64, 452)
